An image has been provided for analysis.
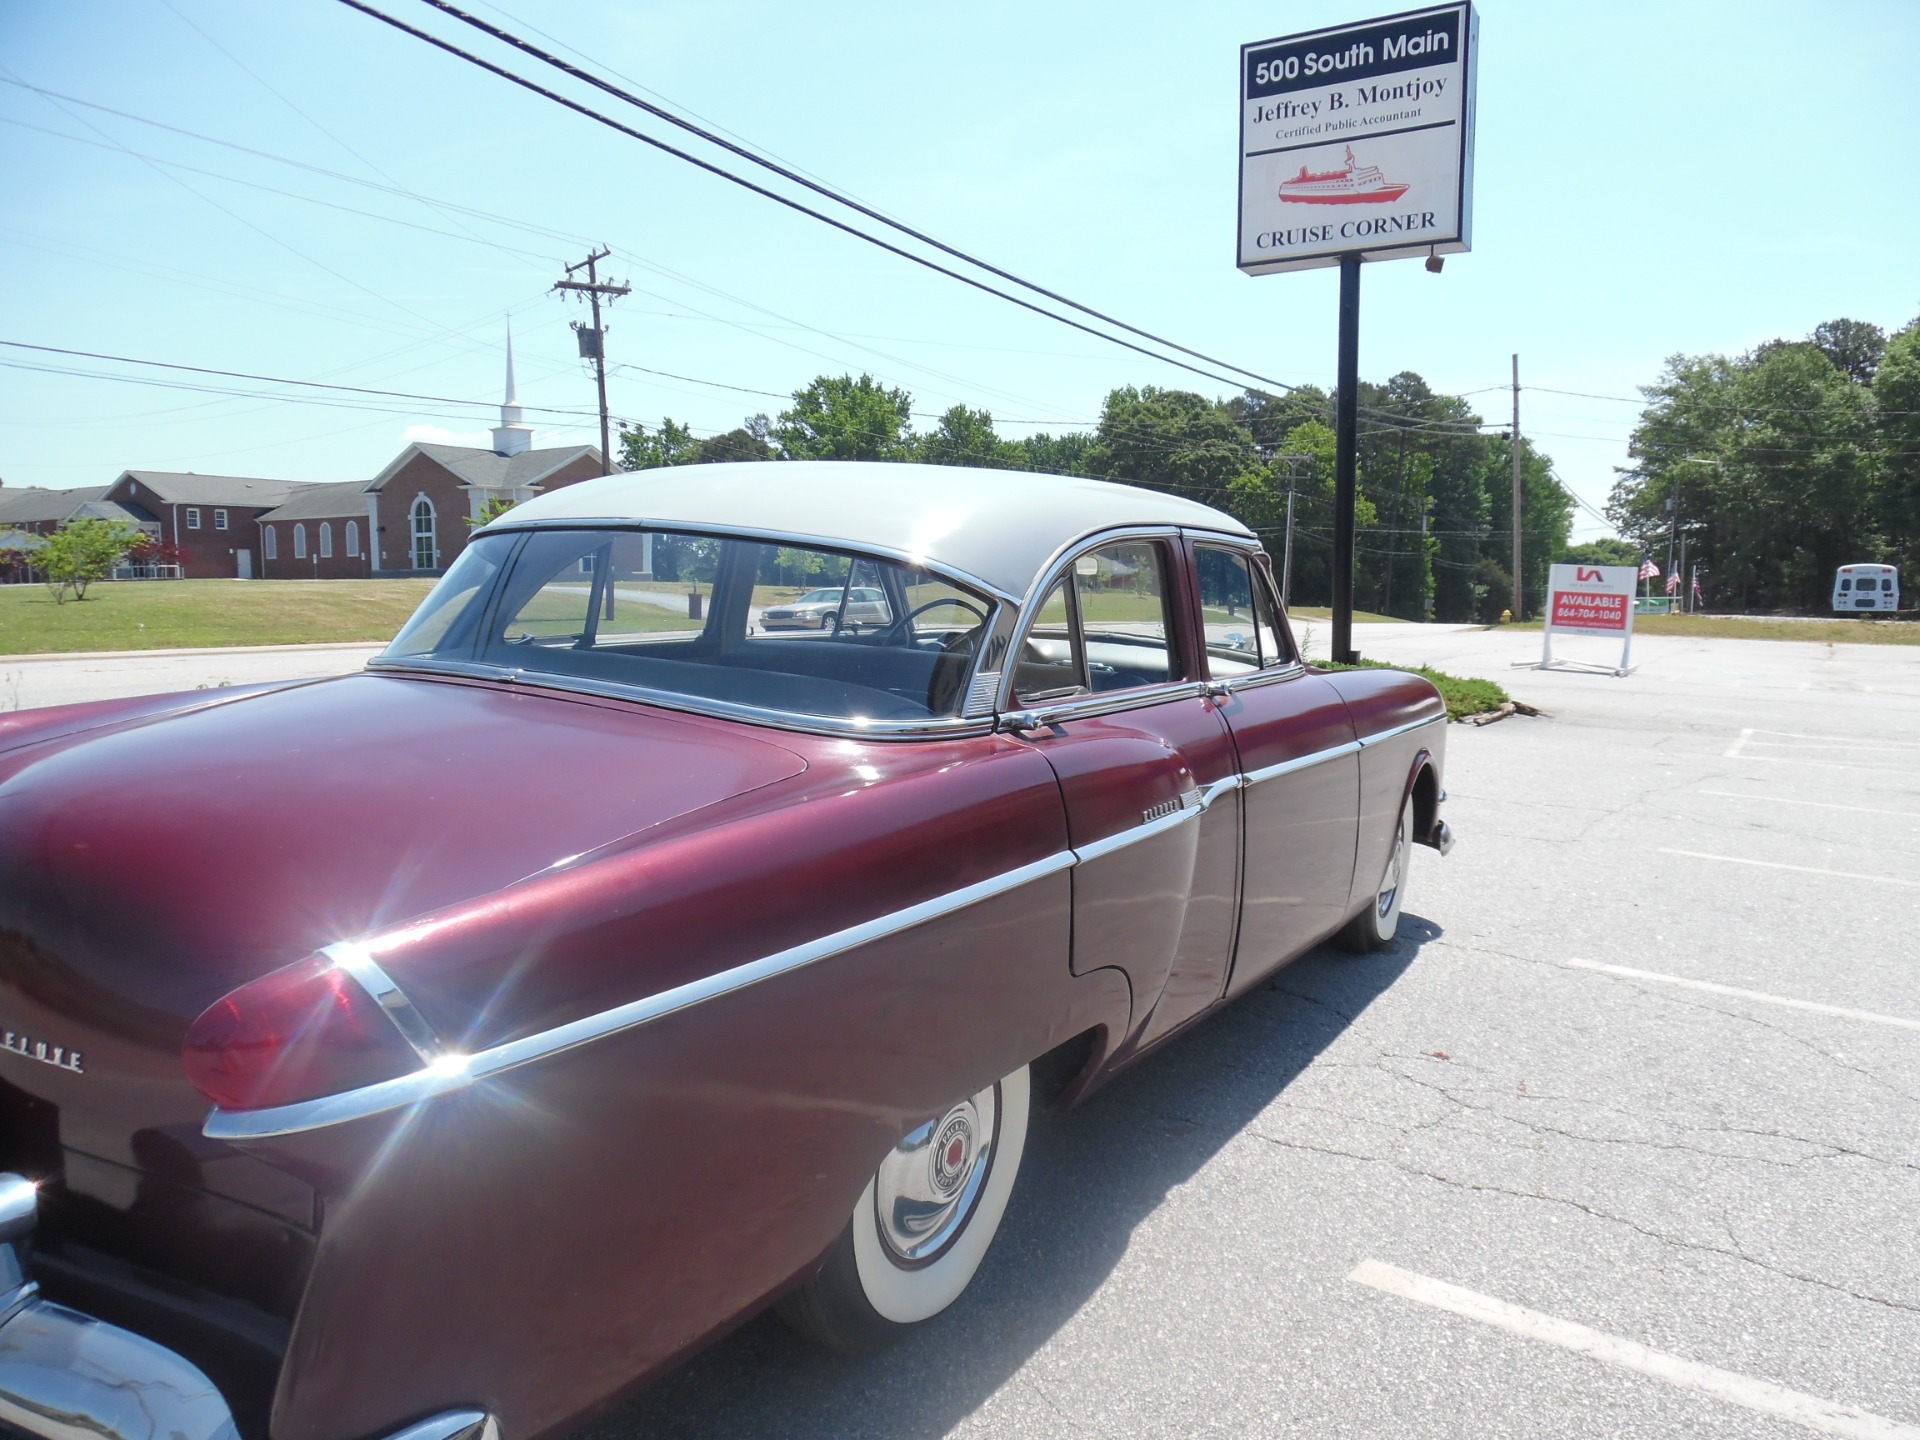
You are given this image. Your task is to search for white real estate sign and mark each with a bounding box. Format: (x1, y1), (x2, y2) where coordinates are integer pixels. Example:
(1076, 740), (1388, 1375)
(1542, 563), (1639, 674)
(1239, 3), (1478, 275)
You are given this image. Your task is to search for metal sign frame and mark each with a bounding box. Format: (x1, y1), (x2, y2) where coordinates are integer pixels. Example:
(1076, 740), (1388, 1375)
(1532, 563), (1640, 676)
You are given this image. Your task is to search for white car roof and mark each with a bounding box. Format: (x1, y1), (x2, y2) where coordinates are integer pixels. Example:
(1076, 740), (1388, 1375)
(493, 461), (1255, 601)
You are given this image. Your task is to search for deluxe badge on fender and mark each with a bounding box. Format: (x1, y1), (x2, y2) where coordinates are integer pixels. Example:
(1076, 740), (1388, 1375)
(1, 1026), (84, 1074)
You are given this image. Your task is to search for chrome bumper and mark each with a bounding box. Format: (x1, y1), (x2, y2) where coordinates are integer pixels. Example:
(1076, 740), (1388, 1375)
(1427, 819), (1455, 856)
(0, 1172), (241, 1440)
(1, 1172), (495, 1440)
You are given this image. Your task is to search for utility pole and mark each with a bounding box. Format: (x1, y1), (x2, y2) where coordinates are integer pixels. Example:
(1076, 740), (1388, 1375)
(1510, 353), (1524, 619)
(1274, 451), (1310, 608)
(553, 247), (630, 474)
(1332, 255), (1361, 663)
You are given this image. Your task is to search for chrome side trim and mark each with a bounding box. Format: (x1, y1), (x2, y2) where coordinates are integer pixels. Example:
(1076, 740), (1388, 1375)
(1000, 679), (1209, 731)
(1219, 661), (1309, 692)
(365, 661), (1000, 743)
(1198, 773), (1245, 808)
(1356, 714), (1446, 748)
(382, 1410), (498, 1440)
(1077, 795), (1201, 862)
(325, 941), (444, 1064)
(204, 850), (1078, 1141)
(1243, 739), (1362, 788)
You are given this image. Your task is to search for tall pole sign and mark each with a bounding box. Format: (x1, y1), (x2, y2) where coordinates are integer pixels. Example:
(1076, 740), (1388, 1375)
(1239, 3), (1477, 662)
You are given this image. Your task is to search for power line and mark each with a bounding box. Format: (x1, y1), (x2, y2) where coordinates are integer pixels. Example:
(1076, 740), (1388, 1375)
(411, 0), (1308, 398)
(334, 0), (1296, 400)
(0, 339), (613, 421)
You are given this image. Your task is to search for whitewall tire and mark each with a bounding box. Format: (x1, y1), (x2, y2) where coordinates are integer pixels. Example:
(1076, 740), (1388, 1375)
(1338, 795), (1413, 953)
(779, 1064), (1030, 1353)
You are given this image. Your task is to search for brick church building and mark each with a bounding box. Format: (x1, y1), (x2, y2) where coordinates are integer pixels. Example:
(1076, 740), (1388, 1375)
(361, 338), (603, 576)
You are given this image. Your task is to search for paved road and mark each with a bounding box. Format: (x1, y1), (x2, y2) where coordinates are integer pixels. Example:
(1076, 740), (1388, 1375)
(0, 642), (381, 710)
(575, 629), (1920, 1439)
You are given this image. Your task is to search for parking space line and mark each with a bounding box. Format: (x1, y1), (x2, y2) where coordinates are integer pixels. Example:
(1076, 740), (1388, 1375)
(1736, 729), (1920, 750)
(1698, 791), (1919, 819)
(1566, 960), (1920, 1032)
(1658, 848), (1920, 889)
(1349, 1260), (1920, 1439)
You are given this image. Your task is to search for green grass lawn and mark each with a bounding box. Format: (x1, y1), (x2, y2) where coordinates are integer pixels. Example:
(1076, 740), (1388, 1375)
(1316, 658), (1511, 721)
(0, 579), (437, 654)
(1505, 613), (1920, 646)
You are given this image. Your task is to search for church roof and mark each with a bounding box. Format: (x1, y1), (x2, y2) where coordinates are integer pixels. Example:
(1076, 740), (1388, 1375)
(258, 481), (369, 522)
(366, 443), (602, 493)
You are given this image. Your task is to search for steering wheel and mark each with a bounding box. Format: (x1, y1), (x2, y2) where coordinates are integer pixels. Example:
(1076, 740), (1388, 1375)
(892, 596), (989, 646)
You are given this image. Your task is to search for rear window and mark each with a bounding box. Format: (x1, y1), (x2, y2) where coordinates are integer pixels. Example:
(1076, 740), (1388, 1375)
(381, 529), (995, 724)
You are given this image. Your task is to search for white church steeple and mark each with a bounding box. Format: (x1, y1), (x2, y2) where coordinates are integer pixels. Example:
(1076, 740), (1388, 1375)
(490, 322), (534, 457)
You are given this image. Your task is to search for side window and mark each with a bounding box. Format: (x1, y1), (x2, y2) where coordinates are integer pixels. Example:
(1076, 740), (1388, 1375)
(1013, 579), (1085, 701)
(1073, 541), (1178, 691)
(1249, 562), (1292, 665)
(1196, 545), (1289, 672)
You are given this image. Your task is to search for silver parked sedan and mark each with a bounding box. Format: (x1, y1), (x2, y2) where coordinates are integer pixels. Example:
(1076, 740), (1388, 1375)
(760, 585), (892, 633)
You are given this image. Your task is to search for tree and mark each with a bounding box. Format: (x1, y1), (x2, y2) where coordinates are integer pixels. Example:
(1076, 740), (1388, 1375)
(466, 496), (518, 530)
(918, 405), (1023, 469)
(1016, 431), (1095, 476)
(1611, 339), (1877, 611)
(1558, 538), (1640, 567)
(1085, 386), (1259, 511)
(1482, 435), (1573, 616)
(41, 517), (140, 602)
(619, 417), (700, 471)
(692, 417), (773, 464)
(1812, 317), (1886, 385)
(1874, 316), (1920, 583)
(775, 375), (913, 461)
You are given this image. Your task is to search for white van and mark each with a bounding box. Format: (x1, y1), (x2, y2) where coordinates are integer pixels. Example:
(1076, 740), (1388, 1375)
(1832, 563), (1900, 615)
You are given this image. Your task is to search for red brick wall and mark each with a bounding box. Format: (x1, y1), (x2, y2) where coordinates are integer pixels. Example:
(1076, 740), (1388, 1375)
(371, 453), (467, 575)
(371, 450), (606, 575)
(164, 503), (280, 579)
(257, 516), (374, 580)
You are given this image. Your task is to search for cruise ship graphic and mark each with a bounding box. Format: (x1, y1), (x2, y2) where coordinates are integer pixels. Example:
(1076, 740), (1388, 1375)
(1278, 146), (1409, 205)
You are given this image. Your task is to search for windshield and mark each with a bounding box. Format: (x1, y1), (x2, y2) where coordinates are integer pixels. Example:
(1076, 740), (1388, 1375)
(380, 528), (995, 725)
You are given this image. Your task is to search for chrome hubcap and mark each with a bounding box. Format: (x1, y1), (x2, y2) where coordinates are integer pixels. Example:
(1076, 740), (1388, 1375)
(1376, 821), (1406, 919)
(874, 1081), (999, 1266)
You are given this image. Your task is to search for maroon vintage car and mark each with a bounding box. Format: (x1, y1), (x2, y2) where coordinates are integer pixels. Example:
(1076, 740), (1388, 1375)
(0, 462), (1451, 1440)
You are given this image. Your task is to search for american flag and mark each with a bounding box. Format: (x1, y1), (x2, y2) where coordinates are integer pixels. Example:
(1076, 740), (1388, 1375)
(1639, 558), (1660, 580)
(1665, 573), (1680, 595)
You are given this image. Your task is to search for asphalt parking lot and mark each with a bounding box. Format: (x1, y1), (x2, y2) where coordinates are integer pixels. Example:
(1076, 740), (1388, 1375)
(11, 626), (1916, 1437)
(574, 626), (1920, 1439)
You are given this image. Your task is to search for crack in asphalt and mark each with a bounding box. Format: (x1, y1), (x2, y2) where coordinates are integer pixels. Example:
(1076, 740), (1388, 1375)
(1238, 1127), (1920, 1318)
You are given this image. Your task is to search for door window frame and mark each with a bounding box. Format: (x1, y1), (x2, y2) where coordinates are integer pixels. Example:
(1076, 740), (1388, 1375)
(1000, 528), (1202, 724)
(1190, 540), (1302, 688)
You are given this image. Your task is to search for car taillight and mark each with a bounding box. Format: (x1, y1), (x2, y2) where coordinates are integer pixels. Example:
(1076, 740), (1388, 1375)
(183, 954), (421, 1111)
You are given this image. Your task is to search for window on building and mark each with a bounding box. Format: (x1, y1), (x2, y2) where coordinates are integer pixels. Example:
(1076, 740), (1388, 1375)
(411, 497), (437, 570)
(319, 522), (333, 559)
(214, 509), (229, 531)
(185, 508), (202, 530)
(263, 526), (278, 560)
(294, 524), (308, 560)
(345, 520), (360, 558)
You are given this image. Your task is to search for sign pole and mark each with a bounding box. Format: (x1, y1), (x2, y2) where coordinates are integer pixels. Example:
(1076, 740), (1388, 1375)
(1333, 252), (1361, 665)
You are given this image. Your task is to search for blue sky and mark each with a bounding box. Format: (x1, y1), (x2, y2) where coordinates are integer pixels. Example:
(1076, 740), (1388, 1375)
(3, 0), (1917, 540)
